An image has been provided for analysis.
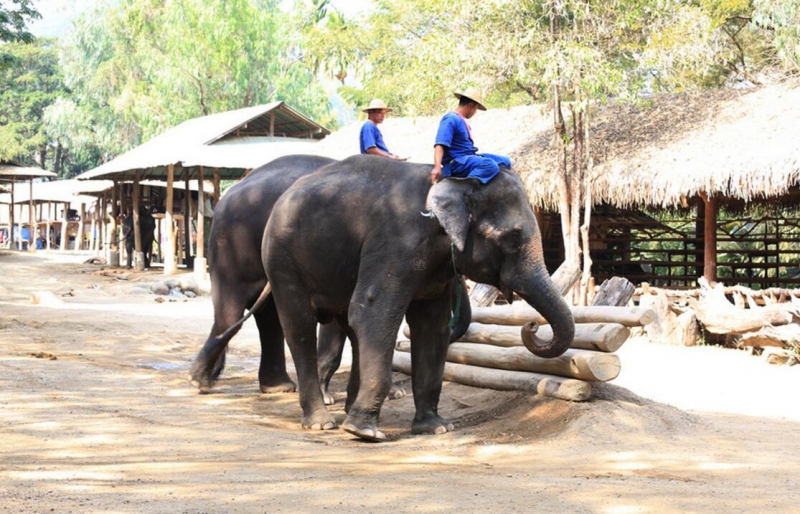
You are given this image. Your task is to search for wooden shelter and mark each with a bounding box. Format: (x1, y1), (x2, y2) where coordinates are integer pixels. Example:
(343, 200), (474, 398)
(0, 179), (111, 252)
(331, 81), (799, 290)
(75, 102), (330, 274)
(0, 162), (58, 250)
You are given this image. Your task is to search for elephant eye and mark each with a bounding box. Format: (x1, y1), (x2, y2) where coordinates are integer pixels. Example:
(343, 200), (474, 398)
(499, 228), (523, 253)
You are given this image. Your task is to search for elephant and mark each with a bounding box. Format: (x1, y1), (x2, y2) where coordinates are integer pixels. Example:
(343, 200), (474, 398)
(121, 208), (156, 269)
(260, 154), (575, 441)
(189, 154), (472, 400)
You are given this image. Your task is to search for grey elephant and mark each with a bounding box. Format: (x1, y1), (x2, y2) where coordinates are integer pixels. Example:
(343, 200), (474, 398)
(189, 155), (471, 401)
(121, 208), (156, 269)
(261, 154), (575, 441)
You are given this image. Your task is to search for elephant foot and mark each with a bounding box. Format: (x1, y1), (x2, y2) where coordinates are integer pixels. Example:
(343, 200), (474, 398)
(259, 371), (297, 394)
(411, 413), (454, 436)
(301, 411), (337, 431)
(260, 381), (297, 394)
(189, 360), (217, 394)
(386, 383), (406, 401)
(342, 415), (386, 442)
(322, 386), (335, 406)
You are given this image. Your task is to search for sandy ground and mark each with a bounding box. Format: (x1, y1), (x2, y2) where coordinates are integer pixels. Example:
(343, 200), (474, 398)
(1, 250), (799, 513)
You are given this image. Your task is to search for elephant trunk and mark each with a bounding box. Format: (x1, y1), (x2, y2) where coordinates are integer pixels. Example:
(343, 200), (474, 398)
(511, 266), (575, 359)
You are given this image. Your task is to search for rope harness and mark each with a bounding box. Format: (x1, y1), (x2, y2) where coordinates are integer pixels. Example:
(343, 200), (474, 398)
(448, 243), (463, 331)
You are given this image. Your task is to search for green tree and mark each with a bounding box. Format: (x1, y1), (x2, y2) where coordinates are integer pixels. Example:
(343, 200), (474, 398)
(0, 0), (40, 70)
(0, 39), (66, 170)
(50, 0), (334, 173)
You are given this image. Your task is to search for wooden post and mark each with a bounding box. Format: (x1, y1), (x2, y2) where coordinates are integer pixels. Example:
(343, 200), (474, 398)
(60, 202), (69, 251)
(9, 180), (14, 249)
(701, 192), (717, 286)
(213, 169), (220, 206)
(183, 168), (192, 265)
(195, 166), (207, 281)
(27, 180), (34, 251)
(111, 180), (119, 250)
(132, 170), (143, 270)
(164, 164), (177, 275)
(77, 203), (86, 251)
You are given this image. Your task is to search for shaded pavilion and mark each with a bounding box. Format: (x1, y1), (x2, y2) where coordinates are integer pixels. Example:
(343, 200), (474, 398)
(76, 101), (329, 274)
(1, 179), (112, 251)
(0, 161), (58, 250)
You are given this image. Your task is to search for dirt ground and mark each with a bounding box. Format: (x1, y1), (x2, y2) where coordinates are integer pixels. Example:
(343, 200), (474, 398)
(1, 250), (799, 513)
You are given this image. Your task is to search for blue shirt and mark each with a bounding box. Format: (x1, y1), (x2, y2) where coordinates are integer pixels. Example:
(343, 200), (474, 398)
(359, 121), (390, 155)
(434, 111), (478, 163)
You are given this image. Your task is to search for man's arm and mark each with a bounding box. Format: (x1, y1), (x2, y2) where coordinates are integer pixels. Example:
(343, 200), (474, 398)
(366, 147), (401, 159)
(431, 144), (445, 184)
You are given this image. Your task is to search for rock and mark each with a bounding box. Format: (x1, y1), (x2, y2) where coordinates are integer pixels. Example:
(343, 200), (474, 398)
(150, 282), (170, 295)
(30, 291), (64, 306)
(178, 277), (202, 295)
(130, 285), (152, 295)
(164, 279), (181, 289)
(184, 290), (197, 298)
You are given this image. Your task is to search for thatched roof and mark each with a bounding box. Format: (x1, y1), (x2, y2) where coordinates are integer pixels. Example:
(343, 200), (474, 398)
(515, 80), (800, 209)
(76, 102), (329, 181)
(324, 82), (799, 210)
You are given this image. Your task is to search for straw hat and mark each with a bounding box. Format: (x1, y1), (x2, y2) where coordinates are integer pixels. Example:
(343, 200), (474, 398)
(454, 87), (486, 111)
(362, 99), (392, 112)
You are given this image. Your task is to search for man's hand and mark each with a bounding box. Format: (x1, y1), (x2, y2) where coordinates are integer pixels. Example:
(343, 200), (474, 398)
(431, 165), (442, 184)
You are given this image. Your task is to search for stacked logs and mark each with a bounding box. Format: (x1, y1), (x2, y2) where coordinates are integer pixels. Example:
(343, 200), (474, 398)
(392, 303), (655, 402)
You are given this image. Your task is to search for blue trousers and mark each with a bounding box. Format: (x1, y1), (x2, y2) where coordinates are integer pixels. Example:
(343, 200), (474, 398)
(445, 153), (511, 184)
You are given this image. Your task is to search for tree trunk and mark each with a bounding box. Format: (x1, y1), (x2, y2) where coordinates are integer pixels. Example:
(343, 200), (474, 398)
(696, 277), (794, 334)
(592, 277), (635, 307)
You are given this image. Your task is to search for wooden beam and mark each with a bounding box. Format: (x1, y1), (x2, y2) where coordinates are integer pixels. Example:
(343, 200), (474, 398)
(133, 170), (142, 269)
(196, 166), (205, 260)
(183, 168), (192, 266)
(77, 203), (86, 251)
(59, 202), (68, 252)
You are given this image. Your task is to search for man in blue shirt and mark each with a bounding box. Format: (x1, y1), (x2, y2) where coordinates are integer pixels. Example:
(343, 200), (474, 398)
(359, 99), (402, 160)
(431, 88), (511, 184)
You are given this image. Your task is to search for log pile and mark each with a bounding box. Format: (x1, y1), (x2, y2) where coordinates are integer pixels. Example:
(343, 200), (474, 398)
(636, 278), (800, 365)
(393, 277), (655, 401)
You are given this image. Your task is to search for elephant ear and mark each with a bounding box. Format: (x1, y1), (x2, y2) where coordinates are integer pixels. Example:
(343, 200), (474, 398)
(425, 178), (474, 251)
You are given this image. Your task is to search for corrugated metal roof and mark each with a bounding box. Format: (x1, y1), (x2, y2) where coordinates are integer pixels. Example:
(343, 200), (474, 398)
(76, 102), (330, 181)
(2, 179), (109, 204)
(0, 161), (58, 181)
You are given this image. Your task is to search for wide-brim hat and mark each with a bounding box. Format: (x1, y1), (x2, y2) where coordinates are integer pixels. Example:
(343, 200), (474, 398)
(454, 87), (486, 110)
(362, 99), (392, 112)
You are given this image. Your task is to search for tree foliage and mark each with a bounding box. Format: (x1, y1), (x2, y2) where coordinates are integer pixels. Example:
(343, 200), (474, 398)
(0, 39), (65, 168)
(48, 0), (334, 173)
(0, 0), (40, 70)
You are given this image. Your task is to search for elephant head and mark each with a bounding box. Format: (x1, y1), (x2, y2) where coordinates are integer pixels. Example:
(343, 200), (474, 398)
(426, 171), (574, 358)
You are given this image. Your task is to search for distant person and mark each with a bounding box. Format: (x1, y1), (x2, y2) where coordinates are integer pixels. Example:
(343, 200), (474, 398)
(359, 99), (403, 160)
(431, 87), (511, 184)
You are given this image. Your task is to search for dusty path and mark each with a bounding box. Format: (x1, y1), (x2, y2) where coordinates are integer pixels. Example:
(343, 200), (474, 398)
(1, 250), (799, 513)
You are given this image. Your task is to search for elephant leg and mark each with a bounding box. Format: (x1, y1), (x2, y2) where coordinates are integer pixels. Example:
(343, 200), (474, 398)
(341, 295), (407, 442)
(405, 292), (455, 436)
(190, 286), (251, 392)
(317, 321), (346, 405)
(253, 297), (296, 394)
(273, 291), (335, 431)
(125, 240), (133, 269)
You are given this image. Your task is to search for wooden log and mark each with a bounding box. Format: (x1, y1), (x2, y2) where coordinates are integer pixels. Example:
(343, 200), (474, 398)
(737, 324), (800, 349)
(467, 261), (580, 307)
(391, 351), (591, 402)
(696, 277), (795, 334)
(469, 282), (499, 307)
(591, 276), (635, 307)
(471, 305), (655, 327)
(396, 341), (620, 382)
(404, 322), (630, 353)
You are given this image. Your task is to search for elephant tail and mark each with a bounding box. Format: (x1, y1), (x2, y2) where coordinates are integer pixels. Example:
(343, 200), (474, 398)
(212, 282), (272, 345)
